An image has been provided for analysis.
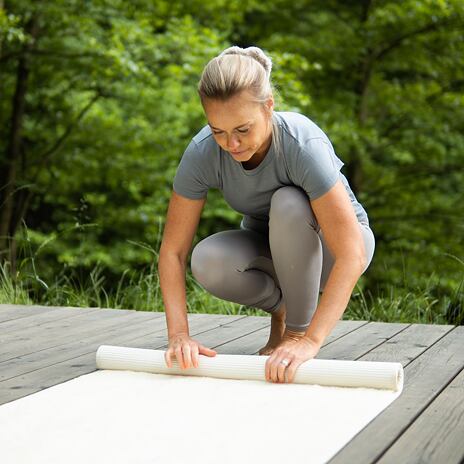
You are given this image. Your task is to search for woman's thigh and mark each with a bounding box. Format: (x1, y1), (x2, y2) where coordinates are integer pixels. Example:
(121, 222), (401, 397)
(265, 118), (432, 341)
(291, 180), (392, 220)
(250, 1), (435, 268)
(191, 222), (375, 295)
(191, 228), (280, 290)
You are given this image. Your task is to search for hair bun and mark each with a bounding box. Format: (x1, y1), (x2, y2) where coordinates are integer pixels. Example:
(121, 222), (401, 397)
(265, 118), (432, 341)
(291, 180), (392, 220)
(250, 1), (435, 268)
(219, 45), (272, 78)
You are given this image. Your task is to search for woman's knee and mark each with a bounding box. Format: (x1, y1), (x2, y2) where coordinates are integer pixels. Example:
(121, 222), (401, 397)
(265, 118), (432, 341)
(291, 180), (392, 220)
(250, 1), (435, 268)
(191, 236), (226, 288)
(190, 230), (262, 289)
(270, 186), (319, 230)
(360, 224), (375, 274)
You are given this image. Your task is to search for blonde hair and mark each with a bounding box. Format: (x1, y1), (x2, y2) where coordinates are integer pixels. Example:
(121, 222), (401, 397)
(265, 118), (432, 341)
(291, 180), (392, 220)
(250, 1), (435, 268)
(198, 45), (282, 158)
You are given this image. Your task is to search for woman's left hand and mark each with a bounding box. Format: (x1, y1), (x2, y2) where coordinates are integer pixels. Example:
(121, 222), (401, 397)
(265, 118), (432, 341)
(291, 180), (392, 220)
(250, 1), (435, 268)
(265, 336), (321, 384)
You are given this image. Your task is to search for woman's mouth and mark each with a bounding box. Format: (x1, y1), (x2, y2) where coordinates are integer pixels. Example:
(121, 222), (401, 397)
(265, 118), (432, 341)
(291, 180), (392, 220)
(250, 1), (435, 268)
(230, 149), (247, 155)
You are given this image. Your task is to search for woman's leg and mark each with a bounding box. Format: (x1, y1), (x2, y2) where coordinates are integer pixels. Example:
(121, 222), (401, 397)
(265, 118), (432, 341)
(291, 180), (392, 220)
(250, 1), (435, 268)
(191, 229), (283, 314)
(191, 228), (287, 355)
(269, 186), (375, 333)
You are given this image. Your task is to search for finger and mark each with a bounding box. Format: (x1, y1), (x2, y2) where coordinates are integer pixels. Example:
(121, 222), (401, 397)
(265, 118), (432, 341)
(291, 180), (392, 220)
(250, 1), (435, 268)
(275, 353), (292, 383)
(175, 346), (185, 369)
(182, 344), (192, 369)
(165, 350), (172, 368)
(277, 361), (288, 383)
(265, 356), (274, 382)
(192, 344), (200, 368)
(199, 345), (217, 356)
(287, 363), (298, 384)
(269, 355), (280, 383)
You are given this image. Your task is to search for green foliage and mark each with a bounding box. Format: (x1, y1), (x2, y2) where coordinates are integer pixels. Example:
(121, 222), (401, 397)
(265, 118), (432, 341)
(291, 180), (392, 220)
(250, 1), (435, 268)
(1, 0), (463, 323)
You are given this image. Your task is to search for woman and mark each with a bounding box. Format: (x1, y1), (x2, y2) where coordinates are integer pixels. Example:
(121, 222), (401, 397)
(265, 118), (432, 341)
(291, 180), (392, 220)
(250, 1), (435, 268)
(158, 46), (375, 384)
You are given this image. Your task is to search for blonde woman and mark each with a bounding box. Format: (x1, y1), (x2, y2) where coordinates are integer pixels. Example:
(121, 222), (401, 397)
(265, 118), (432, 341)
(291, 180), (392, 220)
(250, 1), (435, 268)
(158, 46), (375, 384)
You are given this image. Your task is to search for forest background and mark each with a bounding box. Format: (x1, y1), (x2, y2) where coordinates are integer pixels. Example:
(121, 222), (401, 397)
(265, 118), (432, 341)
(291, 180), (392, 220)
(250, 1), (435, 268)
(1, 0), (463, 325)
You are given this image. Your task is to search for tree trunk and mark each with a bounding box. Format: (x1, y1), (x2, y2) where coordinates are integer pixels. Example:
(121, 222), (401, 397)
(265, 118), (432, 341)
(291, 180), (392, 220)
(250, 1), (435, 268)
(345, 2), (373, 196)
(0, 16), (39, 265)
(0, 0), (4, 59)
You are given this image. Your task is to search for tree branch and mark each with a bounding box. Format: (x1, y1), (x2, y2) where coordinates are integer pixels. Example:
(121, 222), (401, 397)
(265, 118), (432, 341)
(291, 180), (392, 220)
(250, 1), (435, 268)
(30, 91), (102, 184)
(379, 78), (464, 139)
(11, 92), (103, 236)
(373, 19), (454, 62)
(0, 48), (105, 64)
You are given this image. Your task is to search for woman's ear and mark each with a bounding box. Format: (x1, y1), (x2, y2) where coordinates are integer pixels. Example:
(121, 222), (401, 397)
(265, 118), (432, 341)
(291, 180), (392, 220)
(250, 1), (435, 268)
(267, 96), (274, 113)
(263, 97), (274, 117)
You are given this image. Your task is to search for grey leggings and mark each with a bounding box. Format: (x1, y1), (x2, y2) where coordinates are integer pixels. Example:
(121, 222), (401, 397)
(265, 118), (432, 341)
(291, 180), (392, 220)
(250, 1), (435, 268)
(191, 186), (375, 332)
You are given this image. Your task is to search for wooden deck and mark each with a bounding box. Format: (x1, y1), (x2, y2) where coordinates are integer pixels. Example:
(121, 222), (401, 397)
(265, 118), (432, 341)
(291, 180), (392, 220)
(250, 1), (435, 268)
(0, 304), (463, 463)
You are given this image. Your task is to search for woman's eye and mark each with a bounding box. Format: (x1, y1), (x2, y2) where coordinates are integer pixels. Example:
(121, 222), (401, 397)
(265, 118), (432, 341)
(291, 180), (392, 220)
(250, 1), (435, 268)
(212, 129), (249, 135)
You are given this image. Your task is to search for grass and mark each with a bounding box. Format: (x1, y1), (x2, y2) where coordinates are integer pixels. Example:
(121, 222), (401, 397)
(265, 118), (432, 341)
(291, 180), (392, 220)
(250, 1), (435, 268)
(0, 258), (266, 317)
(0, 256), (462, 326)
(0, 261), (33, 306)
(348, 284), (447, 324)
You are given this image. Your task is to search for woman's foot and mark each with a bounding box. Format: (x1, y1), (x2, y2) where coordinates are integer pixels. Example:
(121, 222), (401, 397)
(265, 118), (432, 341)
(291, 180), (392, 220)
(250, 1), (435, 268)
(281, 328), (307, 343)
(258, 304), (286, 355)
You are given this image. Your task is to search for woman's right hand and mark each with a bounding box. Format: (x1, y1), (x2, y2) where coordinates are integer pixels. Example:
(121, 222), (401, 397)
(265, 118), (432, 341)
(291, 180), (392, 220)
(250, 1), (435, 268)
(165, 333), (217, 369)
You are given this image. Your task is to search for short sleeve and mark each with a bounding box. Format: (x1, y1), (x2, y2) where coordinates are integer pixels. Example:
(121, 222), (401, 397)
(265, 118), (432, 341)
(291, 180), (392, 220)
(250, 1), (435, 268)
(172, 139), (209, 199)
(292, 137), (344, 200)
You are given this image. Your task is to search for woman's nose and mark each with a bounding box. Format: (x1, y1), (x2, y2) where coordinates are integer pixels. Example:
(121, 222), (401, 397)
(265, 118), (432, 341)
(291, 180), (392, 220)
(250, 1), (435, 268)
(227, 134), (241, 149)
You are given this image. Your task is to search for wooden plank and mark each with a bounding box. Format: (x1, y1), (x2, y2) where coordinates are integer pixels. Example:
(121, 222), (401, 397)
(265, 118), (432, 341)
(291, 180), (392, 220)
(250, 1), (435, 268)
(0, 304), (92, 323)
(211, 319), (369, 355)
(0, 315), (165, 382)
(360, 322), (453, 366)
(135, 314), (273, 351)
(328, 325), (463, 464)
(0, 308), (164, 362)
(0, 306), (159, 342)
(0, 306), (102, 332)
(0, 313), (246, 383)
(0, 304), (55, 323)
(319, 321), (410, 360)
(302, 319), (370, 346)
(377, 365), (464, 464)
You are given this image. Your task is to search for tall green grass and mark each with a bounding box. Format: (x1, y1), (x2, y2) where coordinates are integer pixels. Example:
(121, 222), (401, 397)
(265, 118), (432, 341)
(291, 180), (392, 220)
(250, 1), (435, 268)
(1, 255), (462, 325)
(0, 258), (264, 315)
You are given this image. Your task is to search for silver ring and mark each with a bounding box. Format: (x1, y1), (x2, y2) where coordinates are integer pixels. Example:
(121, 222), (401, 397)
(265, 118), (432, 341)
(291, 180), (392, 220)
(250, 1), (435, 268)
(280, 359), (290, 367)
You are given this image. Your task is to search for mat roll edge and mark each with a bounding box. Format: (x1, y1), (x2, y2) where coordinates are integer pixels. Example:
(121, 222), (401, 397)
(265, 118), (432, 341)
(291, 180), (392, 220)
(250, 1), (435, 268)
(96, 345), (404, 392)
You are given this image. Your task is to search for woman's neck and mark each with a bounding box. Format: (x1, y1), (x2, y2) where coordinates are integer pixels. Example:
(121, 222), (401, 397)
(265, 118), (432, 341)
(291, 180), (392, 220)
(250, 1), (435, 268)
(241, 127), (273, 170)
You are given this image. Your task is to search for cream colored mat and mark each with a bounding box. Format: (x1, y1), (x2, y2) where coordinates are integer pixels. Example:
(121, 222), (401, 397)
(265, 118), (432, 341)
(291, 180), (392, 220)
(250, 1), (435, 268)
(0, 345), (404, 464)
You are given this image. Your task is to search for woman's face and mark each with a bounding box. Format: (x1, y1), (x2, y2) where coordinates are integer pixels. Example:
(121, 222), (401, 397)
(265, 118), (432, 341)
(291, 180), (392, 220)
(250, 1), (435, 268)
(202, 91), (274, 163)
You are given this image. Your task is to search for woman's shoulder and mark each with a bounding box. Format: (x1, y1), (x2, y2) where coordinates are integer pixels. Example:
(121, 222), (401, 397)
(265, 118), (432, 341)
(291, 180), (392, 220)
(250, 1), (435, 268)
(191, 123), (214, 146)
(275, 111), (329, 145)
(275, 111), (344, 172)
(183, 124), (218, 159)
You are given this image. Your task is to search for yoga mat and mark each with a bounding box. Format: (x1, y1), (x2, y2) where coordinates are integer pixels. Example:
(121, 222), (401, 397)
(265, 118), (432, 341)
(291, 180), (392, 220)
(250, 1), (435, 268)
(0, 345), (404, 464)
(96, 344), (404, 390)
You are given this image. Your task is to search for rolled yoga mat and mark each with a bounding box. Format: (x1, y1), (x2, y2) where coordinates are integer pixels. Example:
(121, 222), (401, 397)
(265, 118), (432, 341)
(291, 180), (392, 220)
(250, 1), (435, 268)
(96, 344), (404, 391)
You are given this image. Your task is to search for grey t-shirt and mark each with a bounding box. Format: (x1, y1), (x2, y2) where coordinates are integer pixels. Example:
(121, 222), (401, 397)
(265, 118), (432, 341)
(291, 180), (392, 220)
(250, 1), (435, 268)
(173, 111), (369, 234)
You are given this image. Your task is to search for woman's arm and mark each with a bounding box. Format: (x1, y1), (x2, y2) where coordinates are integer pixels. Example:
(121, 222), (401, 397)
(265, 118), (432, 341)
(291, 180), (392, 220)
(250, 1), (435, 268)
(303, 179), (367, 347)
(158, 191), (207, 340)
